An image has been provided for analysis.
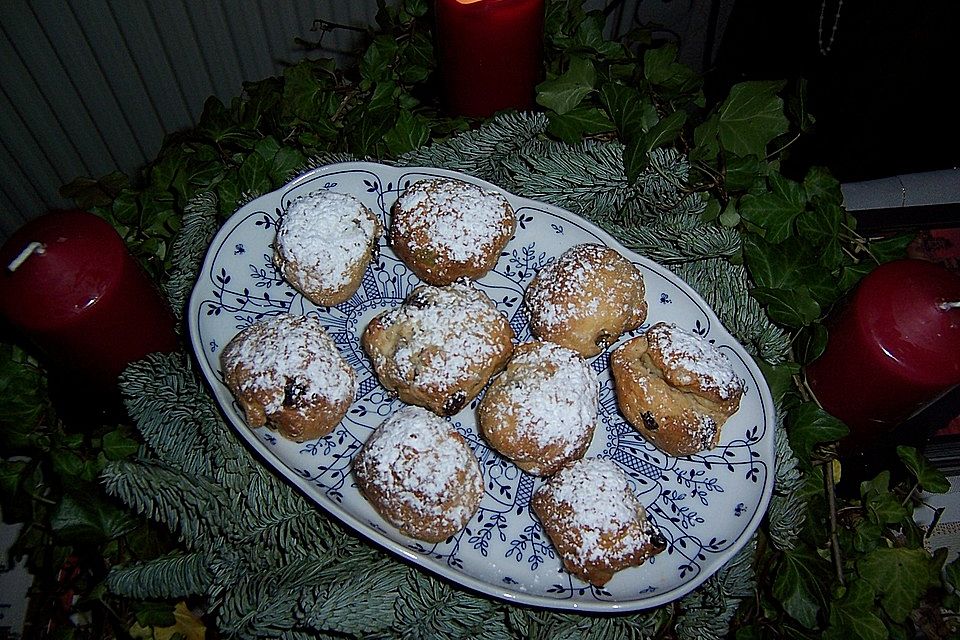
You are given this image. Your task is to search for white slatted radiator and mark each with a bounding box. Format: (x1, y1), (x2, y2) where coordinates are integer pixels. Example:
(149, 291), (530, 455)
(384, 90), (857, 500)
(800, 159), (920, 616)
(0, 0), (726, 243)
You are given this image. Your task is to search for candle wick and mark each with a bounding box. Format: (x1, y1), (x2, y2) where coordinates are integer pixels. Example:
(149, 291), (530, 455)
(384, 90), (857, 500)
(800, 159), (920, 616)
(939, 300), (960, 310)
(7, 241), (45, 272)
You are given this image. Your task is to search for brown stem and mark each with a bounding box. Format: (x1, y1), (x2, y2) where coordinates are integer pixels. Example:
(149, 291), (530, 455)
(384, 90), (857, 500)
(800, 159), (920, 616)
(823, 459), (845, 585)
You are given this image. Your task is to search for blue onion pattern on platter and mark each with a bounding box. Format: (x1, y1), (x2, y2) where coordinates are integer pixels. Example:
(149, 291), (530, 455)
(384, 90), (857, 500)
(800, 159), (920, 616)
(188, 162), (776, 613)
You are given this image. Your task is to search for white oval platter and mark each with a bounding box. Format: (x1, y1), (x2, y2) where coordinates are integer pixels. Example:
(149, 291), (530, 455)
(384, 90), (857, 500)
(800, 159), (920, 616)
(187, 161), (776, 612)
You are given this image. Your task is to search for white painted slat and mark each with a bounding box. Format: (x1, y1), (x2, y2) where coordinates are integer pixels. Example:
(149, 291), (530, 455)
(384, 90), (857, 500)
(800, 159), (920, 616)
(107, 0), (197, 131)
(0, 0), (655, 247)
(0, 30), (81, 191)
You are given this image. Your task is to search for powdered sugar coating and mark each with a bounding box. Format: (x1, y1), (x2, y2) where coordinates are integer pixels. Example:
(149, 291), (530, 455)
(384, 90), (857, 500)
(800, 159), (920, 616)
(390, 178), (515, 284)
(503, 342), (598, 447)
(479, 341), (598, 475)
(353, 405), (483, 541)
(375, 281), (511, 390)
(221, 315), (355, 415)
(524, 243), (647, 358)
(526, 244), (644, 331)
(646, 322), (743, 400)
(274, 190), (380, 304)
(546, 458), (654, 563)
(531, 457), (666, 586)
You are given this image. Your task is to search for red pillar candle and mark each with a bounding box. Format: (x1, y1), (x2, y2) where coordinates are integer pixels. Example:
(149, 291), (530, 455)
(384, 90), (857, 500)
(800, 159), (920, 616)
(434, 0), (545, 118)
(805, 259), (960, 444)
(0, 209), (179, 390)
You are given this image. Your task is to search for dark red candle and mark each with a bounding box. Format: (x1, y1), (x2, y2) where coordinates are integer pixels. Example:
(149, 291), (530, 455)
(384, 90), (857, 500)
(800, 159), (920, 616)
(0, 210), (178, 390)
(434, 0), (545, 118)
(806, 259), (960, 443)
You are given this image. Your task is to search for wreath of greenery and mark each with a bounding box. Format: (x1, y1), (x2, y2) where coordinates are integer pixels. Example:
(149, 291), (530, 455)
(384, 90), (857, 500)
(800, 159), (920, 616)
(1, 1), (957, 638)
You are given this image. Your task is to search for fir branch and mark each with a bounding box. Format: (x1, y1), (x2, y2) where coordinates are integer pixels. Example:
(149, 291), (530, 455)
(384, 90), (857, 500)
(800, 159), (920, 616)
(101, 459), (230, 548)
(299, 559), (408, 636)
(509, 608), (667, 640)
(505, 139), (631, 221)
(392, 572), (514, 640)
(602, 223), (741, 264)
(672, 260), (791, 363)
(106, 551), (213, 599)
(402, 112), (550, 187)
(164, 191), (219, 324)
(766, 421), (807, 551)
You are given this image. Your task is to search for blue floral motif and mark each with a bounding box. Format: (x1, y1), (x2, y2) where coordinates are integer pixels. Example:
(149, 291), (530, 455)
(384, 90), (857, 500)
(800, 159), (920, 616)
(189, 163), (776, 612)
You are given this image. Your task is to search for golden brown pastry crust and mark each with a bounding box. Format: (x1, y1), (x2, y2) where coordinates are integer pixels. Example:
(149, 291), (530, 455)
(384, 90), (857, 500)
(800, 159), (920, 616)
(531, 458), (666, 586)
(220, 314), (356, 442)
(274, 190), (382, 306)
(524, 243), (647, 358)
(390, 178), (516, 285)
(609, 322), (745, 456)
(353, 405), (484, 543)
(478, 341), (598, 476)
(361, 281), (515, 416)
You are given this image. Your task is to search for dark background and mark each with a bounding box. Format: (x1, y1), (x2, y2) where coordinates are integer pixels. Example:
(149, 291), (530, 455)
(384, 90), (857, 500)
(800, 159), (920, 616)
(709, 0), (959, 183)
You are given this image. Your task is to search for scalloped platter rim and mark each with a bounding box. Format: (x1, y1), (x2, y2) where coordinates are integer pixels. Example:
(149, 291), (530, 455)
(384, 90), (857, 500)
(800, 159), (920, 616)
(187, 161), (776, 612)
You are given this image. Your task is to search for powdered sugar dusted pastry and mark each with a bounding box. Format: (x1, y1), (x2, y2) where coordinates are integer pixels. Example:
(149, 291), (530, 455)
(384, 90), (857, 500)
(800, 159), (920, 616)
(274, 190), (382, 306)
(531, 458), (666, 586)
(353, 405), (484, 543)
(610, 322), (745, 456)
(361, 280), (515, 416)
(220, 314), (356, 442)
(390, 177), (516, 285)
(524, 243), (647, 358)
(478, 341), (598, 476)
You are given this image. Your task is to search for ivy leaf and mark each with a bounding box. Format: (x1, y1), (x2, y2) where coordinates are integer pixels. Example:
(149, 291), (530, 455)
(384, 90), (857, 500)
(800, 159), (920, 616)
(724, 154), (763, 192)
(0, 459), (28, 515)
(804, 165), (843, 206)
(794, 322), (828, 364)
(860, 471), (909, 525)
(397, 31), (433, 84)
(797, 202), (845, 270)
(717, 80), (789, 157)
(50, 448), (86, 479)
(743, 235), (839, 305)
(599, 83), (658, 136)
(772, 546), (830, 628)
(50, 489), (138, 544)
(826, 579), (887, 640)
(787, 402), (849, 460)
(253, 137), (305, 185)
(622, 138), (649, 183)
(750, 285), (821, 328)
(546, 107), (615, 144)
(754, 358), (800, 403)
(858, 547), (939, 622)
(838, 261), (875, 293)
(691, 113), (720, 164)
(536, 56), (596, 115)
(945, 555), (960, 592)
(853, 519), (884, 553)
(572, 13), (625, 58)
(282, 63), (331, 122)
(738, 173), (805, 243)
(0, 345), (46, 449)
(896, 445), (951, 493)
(237, 151), (272, 197)
(643, 44), (701, 94)
(359, 35), (399, 86)
(640, 110), (686, 155)
(868, 233), (914, 263)
(384, 110), (430, 156)
(102, 429), (140, 461)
